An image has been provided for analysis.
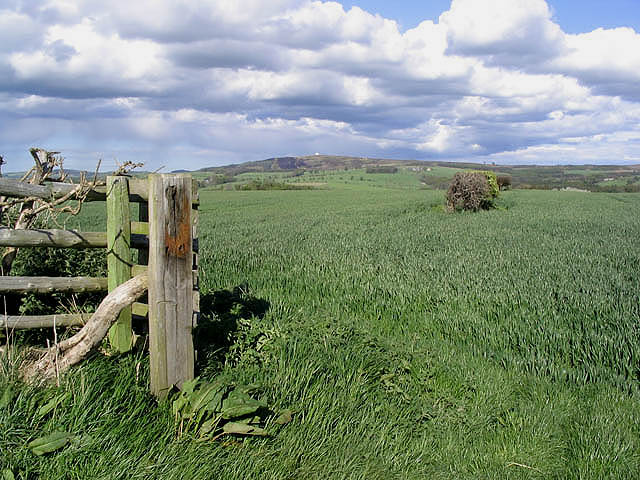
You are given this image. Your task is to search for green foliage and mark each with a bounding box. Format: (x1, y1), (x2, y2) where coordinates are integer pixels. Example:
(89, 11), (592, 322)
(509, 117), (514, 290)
(28, 432), (75, 456)
(172, 378), (269, 440)
(9, 247), (106, 316)
(365, 166), (398, 174)
(475, 170), (499, 199)
(3, 185), (640, 478)
(235, 180), (314, 191)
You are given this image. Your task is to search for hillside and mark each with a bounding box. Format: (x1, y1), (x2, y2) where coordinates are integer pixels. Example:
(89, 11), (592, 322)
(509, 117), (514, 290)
(197, 155), (640, 192)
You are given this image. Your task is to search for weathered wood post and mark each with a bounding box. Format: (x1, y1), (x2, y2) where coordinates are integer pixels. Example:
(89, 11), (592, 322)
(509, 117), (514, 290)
(106, 176), (133, 352)
(148, 174), (195, 398)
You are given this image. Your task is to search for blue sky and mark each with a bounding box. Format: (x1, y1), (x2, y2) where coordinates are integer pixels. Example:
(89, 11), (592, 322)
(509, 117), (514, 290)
(1, 0), (640, 172)
(339, 0), (640, 33)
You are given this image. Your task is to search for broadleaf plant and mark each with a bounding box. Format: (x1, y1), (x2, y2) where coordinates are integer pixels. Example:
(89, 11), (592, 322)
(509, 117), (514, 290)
(172, 378), (271, 440)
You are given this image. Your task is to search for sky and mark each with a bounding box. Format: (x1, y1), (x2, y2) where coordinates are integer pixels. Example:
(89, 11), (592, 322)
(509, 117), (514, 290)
(1, 0), (639, 172)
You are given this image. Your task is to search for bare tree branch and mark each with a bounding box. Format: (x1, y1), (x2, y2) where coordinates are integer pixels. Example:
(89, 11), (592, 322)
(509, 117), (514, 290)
(0, 149), (102, 274)
(113, 160), (145, 177)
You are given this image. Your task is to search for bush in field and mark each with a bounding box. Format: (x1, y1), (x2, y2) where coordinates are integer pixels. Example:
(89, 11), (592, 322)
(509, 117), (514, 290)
(497, 175), (512, 190)
(365, 166), (398, 174)
(446, 171), (498, 211)
(478, 170), (499, 199)
(235, 180), (314, 191)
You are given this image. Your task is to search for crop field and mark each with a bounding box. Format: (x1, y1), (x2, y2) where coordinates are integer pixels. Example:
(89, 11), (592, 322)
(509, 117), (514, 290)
(2, 179), (640, 479)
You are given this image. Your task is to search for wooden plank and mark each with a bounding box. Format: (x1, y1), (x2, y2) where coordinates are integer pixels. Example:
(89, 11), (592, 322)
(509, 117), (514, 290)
(0, 313), (91, 329)
(131, 264), (147, 276)
(131, 221), (149, 235)
(132, 264), (197, 285)
(0, 228), (148, 249)
(0, 177), (105, 202)
(132, 302), (148, 318)
(106, 176), (133, 353)
(0, 228), (106, 248)
(192, 290), (200, 329)
(128, 179), (149, 202)
(148, 174), (194, 398)
(192, 178), (200, 206)
(0, 177), (150, 203)
(0, 276), (107, 294)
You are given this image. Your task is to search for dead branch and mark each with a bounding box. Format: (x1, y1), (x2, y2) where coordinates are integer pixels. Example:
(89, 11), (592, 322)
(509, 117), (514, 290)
(1, 149), (57, 274)
(0, 150), (102, 272)
(113, 160), (144, 177)
(22, 273), (148, 382)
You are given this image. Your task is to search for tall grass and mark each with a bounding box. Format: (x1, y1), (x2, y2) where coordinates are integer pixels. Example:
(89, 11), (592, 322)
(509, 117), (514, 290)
(2, 186), (640, 478)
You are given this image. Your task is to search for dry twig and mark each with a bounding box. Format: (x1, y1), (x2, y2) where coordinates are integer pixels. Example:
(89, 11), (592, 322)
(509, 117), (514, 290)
(0, 149), (102, 272)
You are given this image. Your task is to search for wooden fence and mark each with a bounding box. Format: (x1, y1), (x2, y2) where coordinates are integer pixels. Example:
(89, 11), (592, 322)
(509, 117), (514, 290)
(0, 174), (199, 398)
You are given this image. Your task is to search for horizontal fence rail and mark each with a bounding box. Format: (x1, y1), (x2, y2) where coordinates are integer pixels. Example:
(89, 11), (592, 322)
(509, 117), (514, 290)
(0, 276), (107, 294)
(0, 228), (152, 250)
(0, 177), (199, 206)
(0, 177), (149, 203)
(0, 313), (91, 330)
(0, 228), (194, 252)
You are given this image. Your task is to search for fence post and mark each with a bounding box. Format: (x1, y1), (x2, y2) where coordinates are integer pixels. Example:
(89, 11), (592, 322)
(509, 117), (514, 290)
(106, 176), (133, 352)
(148, 174), (194, 398)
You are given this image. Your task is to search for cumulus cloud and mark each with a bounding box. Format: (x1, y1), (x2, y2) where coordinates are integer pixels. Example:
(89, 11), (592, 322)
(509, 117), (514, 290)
(0, 0), (639, 171)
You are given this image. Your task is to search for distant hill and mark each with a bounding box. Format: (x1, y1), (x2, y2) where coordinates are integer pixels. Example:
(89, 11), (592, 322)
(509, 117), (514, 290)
(5, 155), (640, 192)
(197, 155), (428, 175)
(196, 155), (640, 192)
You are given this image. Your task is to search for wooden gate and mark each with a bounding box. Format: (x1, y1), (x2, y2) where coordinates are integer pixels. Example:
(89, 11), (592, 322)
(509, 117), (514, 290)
(0, 174), (199, 398)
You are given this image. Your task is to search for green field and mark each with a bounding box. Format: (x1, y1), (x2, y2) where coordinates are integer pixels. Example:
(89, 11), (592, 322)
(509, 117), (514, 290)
(2, 180), (640, 478)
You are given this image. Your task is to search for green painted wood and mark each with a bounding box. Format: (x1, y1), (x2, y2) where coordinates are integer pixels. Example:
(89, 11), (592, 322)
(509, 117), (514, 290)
(131, 221), (149, 235)
(132, 302), (148, 318)
(148, 174), (194, 399)
(106, 176), (133, 352)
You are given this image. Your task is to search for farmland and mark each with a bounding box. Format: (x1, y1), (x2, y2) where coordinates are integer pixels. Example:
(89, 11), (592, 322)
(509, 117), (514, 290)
(2, 175), (640, 478)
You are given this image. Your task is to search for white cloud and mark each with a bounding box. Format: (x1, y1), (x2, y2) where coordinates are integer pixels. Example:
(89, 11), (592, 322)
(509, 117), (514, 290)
(440, 0), (564, 61)
(0, 0), (640, 170)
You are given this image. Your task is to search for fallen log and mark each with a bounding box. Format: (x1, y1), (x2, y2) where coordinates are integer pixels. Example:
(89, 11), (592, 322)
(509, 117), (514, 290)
(22, 273), (148, 382)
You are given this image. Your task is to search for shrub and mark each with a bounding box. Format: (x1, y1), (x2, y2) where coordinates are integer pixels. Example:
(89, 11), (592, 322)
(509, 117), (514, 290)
(10, 247), (107, 316)
(365, 166), (398, 174)
(476, 170), (499, 199)
(446, 171), (499, 211)
(234, 180), (314, 191)
(497, 175), (512, 190)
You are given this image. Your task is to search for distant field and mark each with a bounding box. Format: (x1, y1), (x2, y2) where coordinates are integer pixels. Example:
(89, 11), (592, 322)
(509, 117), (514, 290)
(195, 155), (640, 192)
(2, 183), (640, 478)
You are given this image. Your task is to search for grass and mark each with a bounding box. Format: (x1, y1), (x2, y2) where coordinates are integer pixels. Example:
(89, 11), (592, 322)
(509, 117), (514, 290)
(2, 182), (640, 478)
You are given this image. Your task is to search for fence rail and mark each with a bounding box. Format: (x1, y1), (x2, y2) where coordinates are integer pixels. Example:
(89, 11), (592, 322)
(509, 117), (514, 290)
(0, 174), (198, 398)
(0, 313), (91, 329)
(0, 228), (149, 249)
(1, 276), (108, 294)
